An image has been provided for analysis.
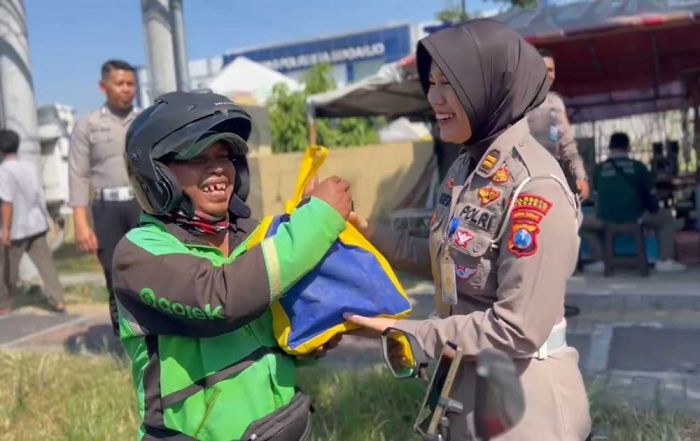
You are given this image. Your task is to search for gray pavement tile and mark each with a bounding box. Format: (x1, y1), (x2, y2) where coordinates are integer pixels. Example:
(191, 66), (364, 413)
(658, 378), (686, 404)
(684, 378), (700, 401)
(607, 326), (700, 373)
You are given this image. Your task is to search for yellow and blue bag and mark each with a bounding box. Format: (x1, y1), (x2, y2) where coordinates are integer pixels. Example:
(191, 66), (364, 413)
(247, 145), (412, 355)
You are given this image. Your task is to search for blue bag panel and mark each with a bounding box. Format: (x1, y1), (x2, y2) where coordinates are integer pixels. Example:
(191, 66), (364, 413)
(266, 215), (411, 350)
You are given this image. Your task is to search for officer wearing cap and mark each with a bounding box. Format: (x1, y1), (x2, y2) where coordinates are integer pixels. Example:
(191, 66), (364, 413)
(68, 59), (141, 334)
(527, 48), (590, 201)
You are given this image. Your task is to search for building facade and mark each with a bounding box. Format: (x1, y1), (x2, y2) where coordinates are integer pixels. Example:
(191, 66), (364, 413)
(137, 22), (431, 107)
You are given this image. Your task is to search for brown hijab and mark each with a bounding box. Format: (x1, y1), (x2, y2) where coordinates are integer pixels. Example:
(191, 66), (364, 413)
(416, 19), (550, 146)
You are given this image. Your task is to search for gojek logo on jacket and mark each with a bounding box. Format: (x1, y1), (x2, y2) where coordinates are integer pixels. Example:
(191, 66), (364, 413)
(138, 287), (224, 320)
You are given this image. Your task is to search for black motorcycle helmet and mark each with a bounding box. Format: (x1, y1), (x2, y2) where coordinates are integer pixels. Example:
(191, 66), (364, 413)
(125, 91), (253, 218)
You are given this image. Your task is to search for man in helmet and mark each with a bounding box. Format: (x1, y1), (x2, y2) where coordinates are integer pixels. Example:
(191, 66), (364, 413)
(113, 91), (352, 440)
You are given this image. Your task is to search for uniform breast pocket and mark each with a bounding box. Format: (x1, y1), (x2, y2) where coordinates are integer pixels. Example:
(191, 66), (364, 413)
(429, 204), (449, 233)
(448, 226), (493, 290)
(88, 128), (113, 144)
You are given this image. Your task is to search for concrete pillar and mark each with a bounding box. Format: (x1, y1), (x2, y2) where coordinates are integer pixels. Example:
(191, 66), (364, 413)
(0, 0), (42, 285)
(0, 0), (40, 162)
(170, 0), (190, 91)
(141, 0), (177, 100)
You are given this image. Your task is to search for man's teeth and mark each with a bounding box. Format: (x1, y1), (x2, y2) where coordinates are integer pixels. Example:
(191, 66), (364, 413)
(202, 183), (227, 193)
(436, 113), (454, 121)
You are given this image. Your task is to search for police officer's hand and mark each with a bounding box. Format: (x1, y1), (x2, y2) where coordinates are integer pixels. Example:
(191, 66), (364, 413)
(1, 229), (10, 247)
(576, 179), (590, 201)
(309, 176), (352, 220)
(343, 313), (398, 338)
(348, 212), (369, 232)
(75, 222), (99, 254)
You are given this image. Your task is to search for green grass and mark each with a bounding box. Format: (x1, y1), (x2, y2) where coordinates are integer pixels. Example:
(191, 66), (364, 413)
(53, 242), (102, 274)
(11, 283), (108, 310)
(1, 352), (700, 441)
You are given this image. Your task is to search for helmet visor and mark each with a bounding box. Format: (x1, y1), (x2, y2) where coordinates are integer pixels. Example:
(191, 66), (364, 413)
(171, 131), (248, 161)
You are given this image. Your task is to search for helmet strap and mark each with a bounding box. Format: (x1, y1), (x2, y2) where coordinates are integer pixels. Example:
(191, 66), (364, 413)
(165, 208), (229, 236)
(229, 194), (251, 219)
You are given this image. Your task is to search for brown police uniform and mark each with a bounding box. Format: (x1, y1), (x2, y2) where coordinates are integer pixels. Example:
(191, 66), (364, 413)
(528, 92), (587, 189)
(69, 105), (141, 332)
(371, 119), (591, 441)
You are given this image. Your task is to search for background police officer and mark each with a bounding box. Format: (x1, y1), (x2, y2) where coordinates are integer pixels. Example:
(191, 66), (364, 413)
(528, 48), (590, 201)
(68, 59), (141, 334)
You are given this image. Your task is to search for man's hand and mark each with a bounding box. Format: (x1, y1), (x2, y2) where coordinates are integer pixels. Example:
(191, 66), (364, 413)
(302, 177), (319, 198)
(75, 221), (98, 254)
(297, 334), (343, 361)
(576, 179), (590, 201)
(308, 176), (352, 219)
(73, 206), (98, 254)
(1, 202), (12, 246)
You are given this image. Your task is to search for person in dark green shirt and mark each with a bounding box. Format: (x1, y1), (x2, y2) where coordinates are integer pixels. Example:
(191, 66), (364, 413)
(580, 132), (685, 272)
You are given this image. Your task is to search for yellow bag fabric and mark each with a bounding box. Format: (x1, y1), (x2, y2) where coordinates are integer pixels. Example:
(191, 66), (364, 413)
(246, 146), (412, 355)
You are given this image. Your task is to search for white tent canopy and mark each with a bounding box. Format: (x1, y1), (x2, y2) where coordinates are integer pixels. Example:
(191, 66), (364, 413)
(306, 56), (429, 120)
(208, 56), (301, 104)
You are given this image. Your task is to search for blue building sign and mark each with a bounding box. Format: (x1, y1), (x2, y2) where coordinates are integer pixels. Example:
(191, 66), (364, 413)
(222, 24), (412, 83)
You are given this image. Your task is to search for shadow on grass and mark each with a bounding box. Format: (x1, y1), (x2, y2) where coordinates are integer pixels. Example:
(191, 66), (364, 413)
(65, 324), (124, 358)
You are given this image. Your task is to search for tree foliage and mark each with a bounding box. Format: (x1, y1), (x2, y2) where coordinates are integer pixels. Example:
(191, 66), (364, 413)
(268, 63), (380, 153)
(435, 0), (537, 23)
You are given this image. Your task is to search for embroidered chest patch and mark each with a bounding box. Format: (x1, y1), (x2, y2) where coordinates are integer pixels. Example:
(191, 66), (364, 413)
(491, 165), (510, 184)
(459, 204), (496, 232)
(478, 187), (501, 207)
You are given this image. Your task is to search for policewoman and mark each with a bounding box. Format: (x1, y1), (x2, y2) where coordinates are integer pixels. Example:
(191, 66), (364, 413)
(347, 20), (591, 440)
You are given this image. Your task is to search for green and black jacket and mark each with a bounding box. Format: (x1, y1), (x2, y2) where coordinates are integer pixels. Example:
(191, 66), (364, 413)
(113, 197), (346, 440)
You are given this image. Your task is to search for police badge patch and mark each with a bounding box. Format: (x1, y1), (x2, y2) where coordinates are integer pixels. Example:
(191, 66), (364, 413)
(507, 221), (540, 257)
(507, 194), (552, 257)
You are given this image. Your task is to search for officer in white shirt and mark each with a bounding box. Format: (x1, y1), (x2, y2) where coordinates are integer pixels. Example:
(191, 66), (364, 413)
(68, 59), (141, 334)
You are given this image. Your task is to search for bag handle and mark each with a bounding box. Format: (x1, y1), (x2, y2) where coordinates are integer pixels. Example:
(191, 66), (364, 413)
(285, 145), (329, 213)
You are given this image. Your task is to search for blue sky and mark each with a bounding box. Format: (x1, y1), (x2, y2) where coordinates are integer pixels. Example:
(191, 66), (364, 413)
(26, 0), (498, 115)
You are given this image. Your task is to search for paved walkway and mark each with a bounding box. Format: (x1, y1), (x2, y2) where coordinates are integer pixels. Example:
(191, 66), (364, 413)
(5, 267), (700, 416)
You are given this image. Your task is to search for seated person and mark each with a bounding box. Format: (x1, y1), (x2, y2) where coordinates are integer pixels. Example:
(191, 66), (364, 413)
(580, 132), (686, 272)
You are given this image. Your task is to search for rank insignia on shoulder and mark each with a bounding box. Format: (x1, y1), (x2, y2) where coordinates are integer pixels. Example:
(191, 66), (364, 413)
(478, 187), (501, 207)
(446, 177), (456, 189)
(479, 151), (500, 174)
(491, 165), (510, 184)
